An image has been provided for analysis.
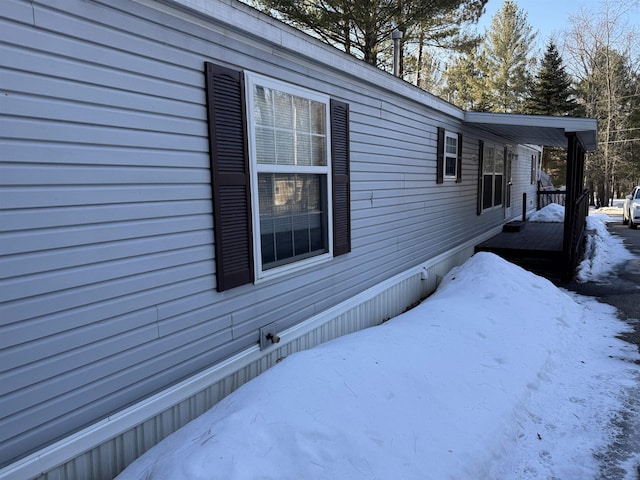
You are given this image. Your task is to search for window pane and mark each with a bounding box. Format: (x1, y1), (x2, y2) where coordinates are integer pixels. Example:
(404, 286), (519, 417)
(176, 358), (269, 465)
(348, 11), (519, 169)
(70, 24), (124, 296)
(258, 173), (328, 270)
(294, 96), (311, 132)
(445, 136), (457, 155)
(260, 217), (275, 265)
(483, 146), (494, 174)
(295, 132), (312, 166)
(311, 101), (326, 134)
(312, 135), (326, 166)
(445, 155), (456, 176)
(275, 130), (295, 165)
(274, 91), (293, 129)
(494, 174), (503, 205)
(254, 86), (274, 127)
(254, 85), (327, 166)
(495, 148), (504, 172)
(483, 175), (493, 209)
(255, 126), (276, 164)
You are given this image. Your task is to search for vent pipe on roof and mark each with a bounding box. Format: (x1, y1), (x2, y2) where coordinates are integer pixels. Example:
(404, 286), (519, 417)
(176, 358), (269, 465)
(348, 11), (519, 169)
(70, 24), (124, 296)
(392, 29), (403, 77)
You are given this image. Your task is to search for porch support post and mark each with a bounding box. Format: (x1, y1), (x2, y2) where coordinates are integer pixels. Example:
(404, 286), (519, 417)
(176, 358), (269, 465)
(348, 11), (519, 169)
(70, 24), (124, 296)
(563, 133), (577, 258)
(562, 132), (586, 276)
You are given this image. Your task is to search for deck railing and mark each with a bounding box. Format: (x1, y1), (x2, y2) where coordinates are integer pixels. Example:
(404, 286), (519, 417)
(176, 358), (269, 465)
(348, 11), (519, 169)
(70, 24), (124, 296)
(537, 189), (567, 209)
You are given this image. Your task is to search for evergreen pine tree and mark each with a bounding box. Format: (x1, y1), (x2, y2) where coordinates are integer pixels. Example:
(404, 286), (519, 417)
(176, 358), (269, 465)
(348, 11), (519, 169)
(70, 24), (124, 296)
(253, 0), (487, 68)
(443, 0), (535, 112)
(477, 0), (536, 113)
(524, 41), (577, 115)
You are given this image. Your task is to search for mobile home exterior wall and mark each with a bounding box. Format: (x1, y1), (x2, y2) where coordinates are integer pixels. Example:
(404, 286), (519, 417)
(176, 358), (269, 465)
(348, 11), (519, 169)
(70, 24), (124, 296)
(1, 0), (527, 477)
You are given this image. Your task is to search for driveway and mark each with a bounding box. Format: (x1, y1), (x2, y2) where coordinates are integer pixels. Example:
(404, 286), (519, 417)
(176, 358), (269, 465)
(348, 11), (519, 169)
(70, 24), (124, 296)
(567, 219), (640, 342)
(561, 216), (640, 479)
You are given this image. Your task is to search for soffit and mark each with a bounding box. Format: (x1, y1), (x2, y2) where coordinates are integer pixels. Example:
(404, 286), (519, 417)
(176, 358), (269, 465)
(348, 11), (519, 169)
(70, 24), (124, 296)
(463, 112), (598, 151)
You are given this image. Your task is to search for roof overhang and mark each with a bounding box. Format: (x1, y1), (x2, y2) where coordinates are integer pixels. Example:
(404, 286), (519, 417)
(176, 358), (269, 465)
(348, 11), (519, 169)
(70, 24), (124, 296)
(463, 112), (598, 152)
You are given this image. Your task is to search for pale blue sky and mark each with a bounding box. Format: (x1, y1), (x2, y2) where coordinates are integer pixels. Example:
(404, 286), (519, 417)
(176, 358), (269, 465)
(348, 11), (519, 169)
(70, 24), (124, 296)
(477, 0), (640, 51)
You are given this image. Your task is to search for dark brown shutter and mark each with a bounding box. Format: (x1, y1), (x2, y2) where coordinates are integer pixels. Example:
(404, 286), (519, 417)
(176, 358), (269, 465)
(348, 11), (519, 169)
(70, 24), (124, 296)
(330, 99), (351, 257)
(204, 62), (254, 291)
(436, 127), (444, 184)
(456, 133), (463, 183)
(477, 140), (484, 216)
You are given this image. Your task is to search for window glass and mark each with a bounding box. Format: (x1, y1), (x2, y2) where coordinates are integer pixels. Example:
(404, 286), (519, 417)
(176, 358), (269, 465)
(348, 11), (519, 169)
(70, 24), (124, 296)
(445, 136), (457, 154)
(254, 86), (274, 127)
(258, 173), (327, 270)
(494, 174), (504, 205)
(483, 176), (493, 209)
(484, 146), (494, 174)
(253, 85), (327, 167)
(255, 126), (276, 164)
(275, 130), (295, 165)
(248, 74), (332, 277)
(274, 90), (293, 129)
(445, 156), (456, 177)
(311, 102), (326, 133)
(495, 147), (504, 171)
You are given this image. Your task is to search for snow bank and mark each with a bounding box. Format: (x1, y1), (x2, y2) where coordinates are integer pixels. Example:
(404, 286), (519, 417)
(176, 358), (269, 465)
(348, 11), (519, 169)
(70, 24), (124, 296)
(117, 252), (638, 480)
(577, 214), (635, 282)
(529, 203), (565, 222)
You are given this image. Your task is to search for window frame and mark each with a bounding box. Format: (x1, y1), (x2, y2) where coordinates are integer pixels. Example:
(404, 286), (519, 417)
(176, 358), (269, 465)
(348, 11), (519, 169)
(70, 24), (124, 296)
(437, 127), (462, 184)
(481, 143), (505, 211)
(443, 130), (459, 180)
(245, 72), (334, 281)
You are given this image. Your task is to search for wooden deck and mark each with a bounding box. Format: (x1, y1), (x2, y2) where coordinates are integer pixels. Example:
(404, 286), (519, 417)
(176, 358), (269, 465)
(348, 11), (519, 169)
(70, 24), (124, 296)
(475, 222), (566, 276)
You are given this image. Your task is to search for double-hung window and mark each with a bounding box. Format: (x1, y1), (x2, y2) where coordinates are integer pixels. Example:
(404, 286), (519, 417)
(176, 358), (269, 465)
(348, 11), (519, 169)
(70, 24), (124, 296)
(204, 61), (350, 291)
(481, 143), (504, 210)
(444, 131), (459, 178)
(436, 127), (462, 183)
(246, 73), (332, 277)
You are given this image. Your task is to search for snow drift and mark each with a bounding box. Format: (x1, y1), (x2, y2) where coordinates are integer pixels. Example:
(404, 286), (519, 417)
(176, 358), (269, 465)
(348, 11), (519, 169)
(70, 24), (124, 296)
(118, 248), (638, 479)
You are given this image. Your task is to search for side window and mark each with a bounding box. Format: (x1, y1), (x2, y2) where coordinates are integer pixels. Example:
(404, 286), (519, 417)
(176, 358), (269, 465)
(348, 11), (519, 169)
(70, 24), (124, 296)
(436, 127), (462, 184)
(531, 154), (536, 185)
(205, 62), (350, 291)
(444, 131), (458, 178)
(246, 73), (332, 278)
(481, 143), (505, 211)
(494, 147), (505, 206)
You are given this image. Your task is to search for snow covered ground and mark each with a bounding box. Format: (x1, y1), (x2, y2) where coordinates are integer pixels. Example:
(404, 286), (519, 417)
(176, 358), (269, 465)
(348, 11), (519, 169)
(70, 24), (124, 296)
(117, 210), (640, 480)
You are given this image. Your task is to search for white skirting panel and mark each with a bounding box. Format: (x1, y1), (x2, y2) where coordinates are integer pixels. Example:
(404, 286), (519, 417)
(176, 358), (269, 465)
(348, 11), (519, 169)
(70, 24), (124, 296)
(1, 235), (494, 480)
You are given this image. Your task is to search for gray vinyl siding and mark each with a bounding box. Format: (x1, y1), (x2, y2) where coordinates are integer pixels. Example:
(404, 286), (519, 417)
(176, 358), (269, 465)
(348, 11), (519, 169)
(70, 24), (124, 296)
(512, 145), (541, 216)
(1, 0), (515, 468)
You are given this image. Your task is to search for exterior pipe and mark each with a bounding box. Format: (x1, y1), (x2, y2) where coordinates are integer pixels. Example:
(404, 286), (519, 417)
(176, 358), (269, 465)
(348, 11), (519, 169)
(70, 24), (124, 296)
(392, 29), (402, 77)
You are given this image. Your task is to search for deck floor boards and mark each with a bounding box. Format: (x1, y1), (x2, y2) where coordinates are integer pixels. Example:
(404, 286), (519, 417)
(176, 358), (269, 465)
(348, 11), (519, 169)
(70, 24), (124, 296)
(475, 222), (567, 278)
(476, 222), (564, 254)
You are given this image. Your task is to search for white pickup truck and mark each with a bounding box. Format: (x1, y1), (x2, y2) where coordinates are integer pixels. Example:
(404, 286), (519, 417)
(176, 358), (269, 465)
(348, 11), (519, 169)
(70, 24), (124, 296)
(623, 186), (640, 229)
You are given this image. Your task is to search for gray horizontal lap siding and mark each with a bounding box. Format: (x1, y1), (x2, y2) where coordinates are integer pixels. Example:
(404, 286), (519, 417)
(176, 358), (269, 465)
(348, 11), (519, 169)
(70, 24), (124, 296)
(512, 145), (540, 217)
(0, 0), (510, 469)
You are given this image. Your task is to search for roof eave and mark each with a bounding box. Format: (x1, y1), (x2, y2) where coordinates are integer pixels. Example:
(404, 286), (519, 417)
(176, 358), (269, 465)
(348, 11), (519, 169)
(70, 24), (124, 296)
(463, 112), (598, 152)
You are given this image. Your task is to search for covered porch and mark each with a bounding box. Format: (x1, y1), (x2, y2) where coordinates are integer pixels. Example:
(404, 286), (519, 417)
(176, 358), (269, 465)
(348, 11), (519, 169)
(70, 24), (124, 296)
(466, 113), (598, 279)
